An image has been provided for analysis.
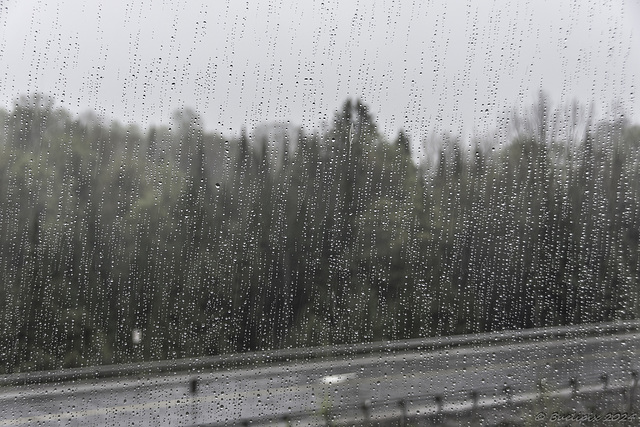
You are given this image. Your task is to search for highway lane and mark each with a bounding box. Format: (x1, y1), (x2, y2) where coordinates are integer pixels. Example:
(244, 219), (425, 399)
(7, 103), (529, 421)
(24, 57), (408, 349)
(0, 331), (638, 426)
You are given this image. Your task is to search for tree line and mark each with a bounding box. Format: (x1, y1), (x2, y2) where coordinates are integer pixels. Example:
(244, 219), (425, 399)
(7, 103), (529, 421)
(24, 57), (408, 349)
(0, 93), (638, 373)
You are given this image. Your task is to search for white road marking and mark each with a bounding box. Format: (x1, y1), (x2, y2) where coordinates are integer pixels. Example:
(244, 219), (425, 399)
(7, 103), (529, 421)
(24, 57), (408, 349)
(319, 373), (357, 384)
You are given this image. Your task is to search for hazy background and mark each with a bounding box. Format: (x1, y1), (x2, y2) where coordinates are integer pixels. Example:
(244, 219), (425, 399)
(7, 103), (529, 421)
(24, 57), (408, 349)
(1, 0), (639, 150)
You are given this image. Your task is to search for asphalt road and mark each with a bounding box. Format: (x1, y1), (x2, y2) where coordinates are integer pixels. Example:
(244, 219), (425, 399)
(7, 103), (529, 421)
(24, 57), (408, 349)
(0, 331), (638, 426)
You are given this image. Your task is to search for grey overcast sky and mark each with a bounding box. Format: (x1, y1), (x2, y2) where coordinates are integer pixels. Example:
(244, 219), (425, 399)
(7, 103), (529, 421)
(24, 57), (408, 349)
(0, 0), (639, 145)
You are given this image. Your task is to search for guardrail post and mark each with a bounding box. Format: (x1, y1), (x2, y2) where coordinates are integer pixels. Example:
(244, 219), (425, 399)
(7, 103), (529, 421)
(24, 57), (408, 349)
(600, 373), (609, 390)
(503, 385), (513, 404)
(629, 371), (638, 412)
(470, 390), (479, 410)
(537, 378), (548, 401)
(435, 395), (443, 413)
(398, 398), (407, 427)
(189, 377), (199, 424)
(433, 395), (444, 425)
(361, 399), (371, 421)
(569, 378), (579, 398)
(281, 414), (292, 427)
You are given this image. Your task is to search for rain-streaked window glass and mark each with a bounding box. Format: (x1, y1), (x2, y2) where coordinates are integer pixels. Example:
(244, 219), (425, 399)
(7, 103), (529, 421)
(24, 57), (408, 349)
(0, 0), (639, 425)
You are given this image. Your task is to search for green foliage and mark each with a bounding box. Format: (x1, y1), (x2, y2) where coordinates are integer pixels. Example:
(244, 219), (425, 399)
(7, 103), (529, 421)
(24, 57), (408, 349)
(0, 93), (638, 373)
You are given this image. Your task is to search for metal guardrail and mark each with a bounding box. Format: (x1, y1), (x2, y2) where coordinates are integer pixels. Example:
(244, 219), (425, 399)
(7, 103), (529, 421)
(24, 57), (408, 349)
(197, 370), (640, 427)
(1, 319), (638, 387)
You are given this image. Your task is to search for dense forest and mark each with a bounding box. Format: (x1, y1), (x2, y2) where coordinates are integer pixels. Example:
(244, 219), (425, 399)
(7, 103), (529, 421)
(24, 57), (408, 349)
(0, 93), (638, 373)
